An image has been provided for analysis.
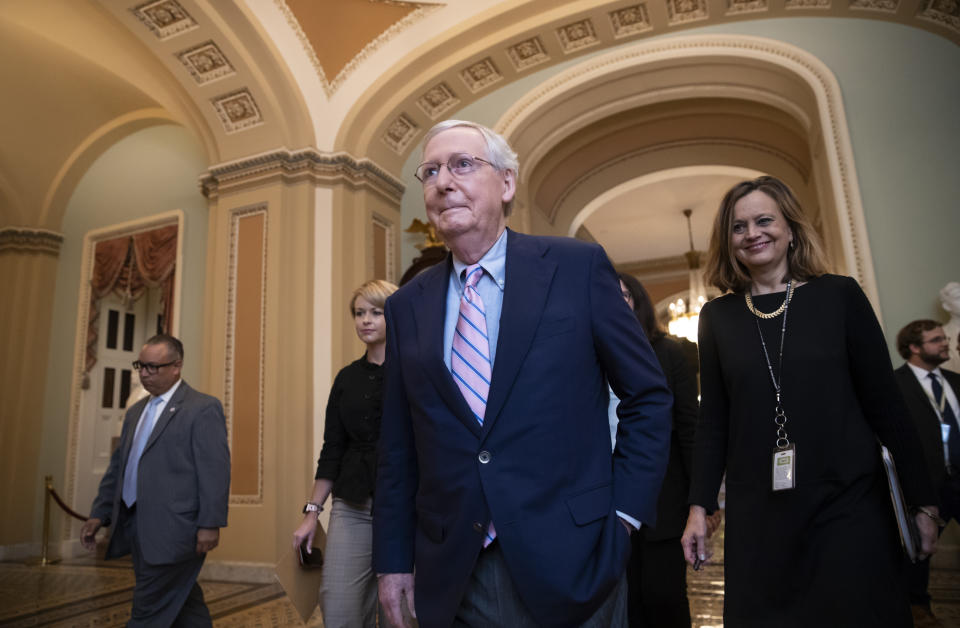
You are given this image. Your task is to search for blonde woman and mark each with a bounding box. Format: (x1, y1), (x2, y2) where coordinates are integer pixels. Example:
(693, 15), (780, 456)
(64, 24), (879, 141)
(293, 279), (398, 628)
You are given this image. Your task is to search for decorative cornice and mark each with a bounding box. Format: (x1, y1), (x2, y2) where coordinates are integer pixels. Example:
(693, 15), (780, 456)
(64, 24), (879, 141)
(0, 228), (64, 255)
(200, 149), (406, 203)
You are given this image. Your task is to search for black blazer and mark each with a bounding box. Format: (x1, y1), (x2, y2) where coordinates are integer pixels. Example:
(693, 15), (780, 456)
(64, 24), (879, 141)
(894, 364), (960, 497)
(646, 334), (698, 541)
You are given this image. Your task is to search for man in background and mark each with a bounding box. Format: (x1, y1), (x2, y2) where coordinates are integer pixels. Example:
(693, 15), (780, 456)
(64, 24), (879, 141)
(895, 320), (960, 628)
(81, 334), (230, 627)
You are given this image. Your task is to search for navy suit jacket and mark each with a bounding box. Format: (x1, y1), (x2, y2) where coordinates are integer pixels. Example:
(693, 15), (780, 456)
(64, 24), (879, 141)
(90, 381), (231, 565)
(373, 231), (672, 627)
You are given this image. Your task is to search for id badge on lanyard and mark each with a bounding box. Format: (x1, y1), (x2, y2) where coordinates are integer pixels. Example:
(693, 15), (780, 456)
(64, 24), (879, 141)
(773, 444), (796, 491)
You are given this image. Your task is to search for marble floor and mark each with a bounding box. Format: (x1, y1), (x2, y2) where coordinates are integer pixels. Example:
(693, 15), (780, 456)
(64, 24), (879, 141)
(0, 551), (957, 627)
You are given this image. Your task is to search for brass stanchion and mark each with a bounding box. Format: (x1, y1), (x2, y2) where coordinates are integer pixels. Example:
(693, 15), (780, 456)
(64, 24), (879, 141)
(25, 475), (61, 566)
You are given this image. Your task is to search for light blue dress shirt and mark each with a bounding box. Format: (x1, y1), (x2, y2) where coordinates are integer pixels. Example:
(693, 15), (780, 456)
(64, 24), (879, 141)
(443, 229), (507, 372)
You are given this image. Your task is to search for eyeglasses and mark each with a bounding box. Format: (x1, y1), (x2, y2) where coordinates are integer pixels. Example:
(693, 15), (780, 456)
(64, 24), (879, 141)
(922, 335), (950, 345)
(414, 154), (494, 184)
(132, 360), (178, 374)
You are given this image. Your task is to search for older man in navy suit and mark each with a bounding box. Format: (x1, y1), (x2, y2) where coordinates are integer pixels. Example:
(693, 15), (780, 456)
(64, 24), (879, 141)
(373, 120), (672, 628)
(81, 334), (230, 627)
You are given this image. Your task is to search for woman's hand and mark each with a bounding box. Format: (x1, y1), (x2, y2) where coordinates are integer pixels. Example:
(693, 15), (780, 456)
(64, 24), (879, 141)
(914, 505), (941, 561)
(292, 513), (319, 553)
(681, 505), (713, 568)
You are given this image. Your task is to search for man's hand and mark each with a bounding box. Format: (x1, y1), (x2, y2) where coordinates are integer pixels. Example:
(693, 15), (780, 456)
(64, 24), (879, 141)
(379, 572), (416, 628)
(914, 506), (940, 561)
(80, 518), (102, 551)
(680, 505), (712, 568)
(196, 527), (220, 555)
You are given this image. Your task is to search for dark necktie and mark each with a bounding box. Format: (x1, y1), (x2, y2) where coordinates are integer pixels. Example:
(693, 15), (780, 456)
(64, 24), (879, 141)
(930, 372), (960, 471)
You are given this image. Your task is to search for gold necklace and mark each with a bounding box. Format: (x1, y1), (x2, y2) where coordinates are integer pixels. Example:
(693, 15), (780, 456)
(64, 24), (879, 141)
(744, 281), (792, 319)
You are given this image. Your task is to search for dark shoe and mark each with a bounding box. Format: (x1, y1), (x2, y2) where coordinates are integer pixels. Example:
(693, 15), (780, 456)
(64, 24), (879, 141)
(911, 605), (943, 628)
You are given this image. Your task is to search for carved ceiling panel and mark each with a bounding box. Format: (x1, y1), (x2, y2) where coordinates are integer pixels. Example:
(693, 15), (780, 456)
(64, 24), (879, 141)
(177, 41), (235, 85)
(131, 0), (198, 39)
(278, 0), (443, 96)
(212, 89), (264, 134)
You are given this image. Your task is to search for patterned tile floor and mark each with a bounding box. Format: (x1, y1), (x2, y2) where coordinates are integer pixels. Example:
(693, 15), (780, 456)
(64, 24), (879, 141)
(0, 549), (957, 627)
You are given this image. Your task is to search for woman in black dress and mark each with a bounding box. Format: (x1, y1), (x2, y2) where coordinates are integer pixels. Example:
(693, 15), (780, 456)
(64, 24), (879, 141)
(292, 279), (397, 628)
(679, 176), (940, 627)
(618, 273), (698, 628)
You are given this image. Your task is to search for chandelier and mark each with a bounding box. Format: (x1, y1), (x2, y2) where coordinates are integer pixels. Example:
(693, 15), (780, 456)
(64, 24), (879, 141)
(667, 208), (706, 344)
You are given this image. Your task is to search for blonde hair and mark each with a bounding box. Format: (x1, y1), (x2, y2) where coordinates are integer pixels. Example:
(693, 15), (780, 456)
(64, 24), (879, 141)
(349, 279), (398, 313)
(704, 176), (830, 293)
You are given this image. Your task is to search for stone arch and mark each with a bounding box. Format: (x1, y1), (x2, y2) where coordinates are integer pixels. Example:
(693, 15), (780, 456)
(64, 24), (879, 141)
(496, 34), (880, 312)
(39, 109), (184, 229)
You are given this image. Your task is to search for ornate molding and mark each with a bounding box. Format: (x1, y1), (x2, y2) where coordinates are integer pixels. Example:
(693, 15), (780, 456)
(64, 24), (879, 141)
(0, 227), (64, 255)
(131, 0), (198, 40)
(460, 57), (504, 93)
(416, 82), (461, 120)
(371, 212), (398, 284)
(177, 40), (236, 85)
(917, 0), (960, 31)
(609, 5), (653, 37)
(507, 36), (550, 71)
(225, 204), (268, 505)
(200, 149), (406, 203)
(556, 19), (600, 54)
(211, 88), (264, 134)
(667, 0), (710, 24)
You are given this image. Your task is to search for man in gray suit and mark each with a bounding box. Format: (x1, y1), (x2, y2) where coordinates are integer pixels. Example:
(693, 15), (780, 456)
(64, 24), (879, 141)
(81, 334), (230, 626)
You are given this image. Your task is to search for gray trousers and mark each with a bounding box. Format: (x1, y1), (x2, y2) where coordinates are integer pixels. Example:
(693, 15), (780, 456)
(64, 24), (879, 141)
(453, 541), (628, 627)
(320, 497), (383, 628)
(122, 505), (210, 628)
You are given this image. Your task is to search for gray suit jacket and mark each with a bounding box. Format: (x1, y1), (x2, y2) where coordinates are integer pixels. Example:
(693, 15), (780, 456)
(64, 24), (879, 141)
(90, 381), (230, 565)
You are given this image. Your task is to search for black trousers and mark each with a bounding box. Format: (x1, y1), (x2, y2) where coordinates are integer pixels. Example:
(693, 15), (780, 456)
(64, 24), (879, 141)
(626, 530), (691, 628)
(906, 472), (960, 608)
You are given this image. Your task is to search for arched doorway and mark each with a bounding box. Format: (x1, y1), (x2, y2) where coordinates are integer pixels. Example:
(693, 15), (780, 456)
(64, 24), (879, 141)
(497, 34), (880, 313)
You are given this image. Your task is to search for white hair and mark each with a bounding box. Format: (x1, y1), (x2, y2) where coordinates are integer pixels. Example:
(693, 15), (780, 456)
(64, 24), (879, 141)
(421, 120), (519, 216)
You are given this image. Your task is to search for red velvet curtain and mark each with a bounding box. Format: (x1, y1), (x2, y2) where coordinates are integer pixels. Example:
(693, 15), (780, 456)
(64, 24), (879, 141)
(84, 225), (178, 379)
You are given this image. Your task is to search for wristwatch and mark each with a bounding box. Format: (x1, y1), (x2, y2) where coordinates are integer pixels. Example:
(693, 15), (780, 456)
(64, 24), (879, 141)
(302, 502), (322, 514)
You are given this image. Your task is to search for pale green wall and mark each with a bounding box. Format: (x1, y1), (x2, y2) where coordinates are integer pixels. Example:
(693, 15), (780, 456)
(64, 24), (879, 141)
(399, 19), (960, 358)
(39, 124), (208, 520)
(686, 19), (960, 357)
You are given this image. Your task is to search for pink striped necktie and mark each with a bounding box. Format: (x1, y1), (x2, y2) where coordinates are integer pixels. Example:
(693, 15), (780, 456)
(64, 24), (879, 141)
(451, 264), (496, 546)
